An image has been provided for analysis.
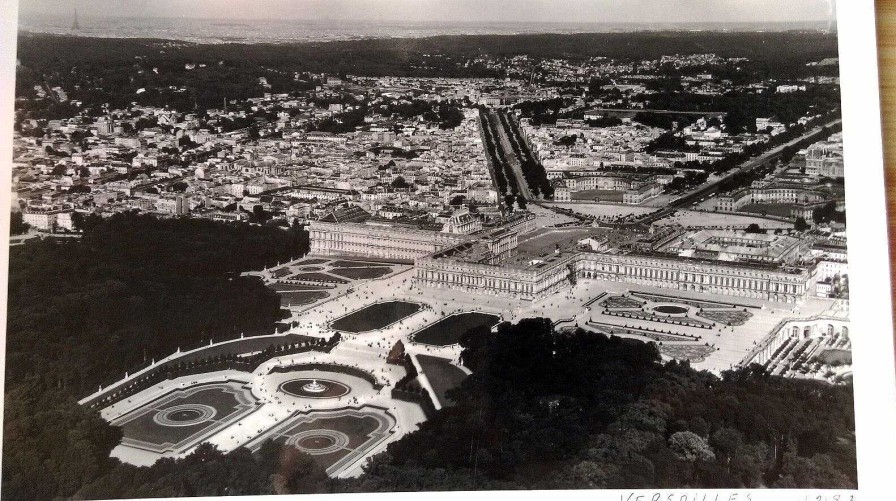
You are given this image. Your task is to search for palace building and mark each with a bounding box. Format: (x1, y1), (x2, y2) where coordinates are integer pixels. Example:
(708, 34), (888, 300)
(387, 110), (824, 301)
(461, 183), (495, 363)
(573, 252), (809, 303)
(414, 244), (809, 303)
(310, 217), (811, 303)
(656, 229), (804, 264)
(715, 182), (828, 213)
(309, 220), (471, 261)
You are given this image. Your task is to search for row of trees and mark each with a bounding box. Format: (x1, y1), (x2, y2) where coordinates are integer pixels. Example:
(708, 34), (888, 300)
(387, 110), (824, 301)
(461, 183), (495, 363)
(664, 171), (710, 193)
(84, 338), (337, 411)
(498, 111), (554, 199)
(478, 108), (515, 197)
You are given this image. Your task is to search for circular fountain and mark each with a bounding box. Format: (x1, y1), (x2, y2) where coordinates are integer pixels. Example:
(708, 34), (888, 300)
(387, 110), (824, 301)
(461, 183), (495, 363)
(278, 377), (351, 398)
(301, 379), (328, 394)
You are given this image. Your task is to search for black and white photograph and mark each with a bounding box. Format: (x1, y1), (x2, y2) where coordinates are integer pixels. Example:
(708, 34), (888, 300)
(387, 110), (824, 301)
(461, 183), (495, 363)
(1, 1), (894, 500)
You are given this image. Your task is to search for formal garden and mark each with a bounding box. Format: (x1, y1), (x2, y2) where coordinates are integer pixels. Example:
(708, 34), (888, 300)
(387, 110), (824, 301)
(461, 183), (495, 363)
(599, 294), (645, 309)
(697, 309), (753, 326)
(602, 307), (715, 329)
(113, 383), (257, 454)
(248, 408), (395, 476)
(630, 291), (748, 310)
(585, 322), (702, 343)
(265, 258), (400, 288)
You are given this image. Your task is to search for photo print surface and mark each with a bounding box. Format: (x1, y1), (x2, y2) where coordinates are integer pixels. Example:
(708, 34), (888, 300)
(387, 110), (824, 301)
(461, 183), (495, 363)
(2, 1), (868, 499)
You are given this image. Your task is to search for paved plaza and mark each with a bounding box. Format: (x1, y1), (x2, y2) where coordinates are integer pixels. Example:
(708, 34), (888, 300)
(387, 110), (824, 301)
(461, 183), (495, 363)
(653, 209), (793, 229)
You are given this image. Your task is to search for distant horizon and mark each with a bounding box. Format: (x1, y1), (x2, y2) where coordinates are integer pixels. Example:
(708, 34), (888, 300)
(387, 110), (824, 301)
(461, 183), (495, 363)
(17, 0), (836, 25)
(19, 11), (832, 25)
(19, 12), (835, 27)
(15, 12), (836, 46)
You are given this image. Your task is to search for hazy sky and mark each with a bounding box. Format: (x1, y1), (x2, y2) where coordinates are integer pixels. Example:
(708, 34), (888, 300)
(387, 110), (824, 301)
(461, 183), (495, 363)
(19, 0), (836, 24)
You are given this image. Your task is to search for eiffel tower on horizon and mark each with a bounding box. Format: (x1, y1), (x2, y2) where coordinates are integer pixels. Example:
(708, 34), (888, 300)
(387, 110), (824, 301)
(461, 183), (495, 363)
(72, 8), (80, 31)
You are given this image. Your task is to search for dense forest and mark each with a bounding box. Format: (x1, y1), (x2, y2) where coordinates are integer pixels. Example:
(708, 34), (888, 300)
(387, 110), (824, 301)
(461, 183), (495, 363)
(16, 30), (839, 76)
(14, 31), (838, 115)
(8, 212), (29, 235)
(3, 213), (309, 499)
(631, 86), (843, 134)
(339, 320), (857, 491)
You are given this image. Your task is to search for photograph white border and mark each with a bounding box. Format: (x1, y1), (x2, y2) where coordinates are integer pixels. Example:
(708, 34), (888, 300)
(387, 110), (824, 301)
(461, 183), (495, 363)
(840, 0), (896, 497)
(0, 1), (894, 500)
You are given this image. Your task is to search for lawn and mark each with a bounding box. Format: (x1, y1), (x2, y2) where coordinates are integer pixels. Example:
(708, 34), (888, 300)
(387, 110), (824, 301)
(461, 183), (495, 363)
(631, 291), (744, 310)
